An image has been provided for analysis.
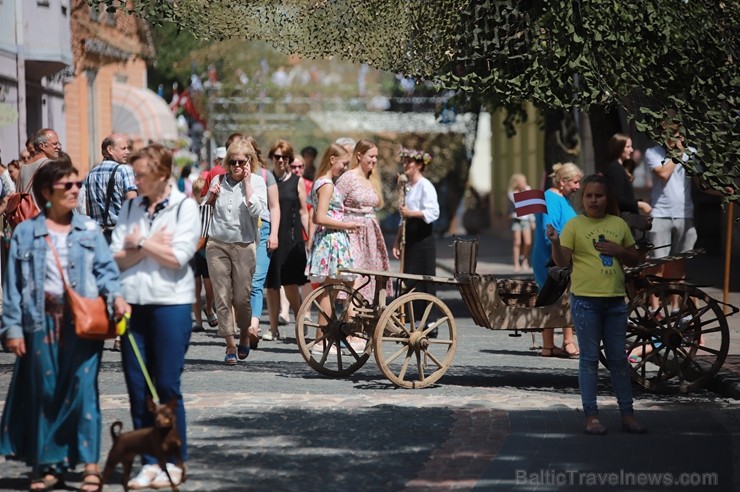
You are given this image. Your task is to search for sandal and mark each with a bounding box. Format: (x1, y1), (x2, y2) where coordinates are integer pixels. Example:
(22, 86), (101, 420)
(540, 346), (576, 358)
(562, 341), (580, 357)
(584, 417), (607, 435)
(206, 312), (218, 327)
(237, 344), (250, 360)
(29, 473), (61, 491)
(224, 352), (237, 365)
(80, 470), (102, 492)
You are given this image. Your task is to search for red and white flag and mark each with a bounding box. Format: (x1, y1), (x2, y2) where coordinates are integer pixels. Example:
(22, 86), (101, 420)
(513, 189), (547, 216)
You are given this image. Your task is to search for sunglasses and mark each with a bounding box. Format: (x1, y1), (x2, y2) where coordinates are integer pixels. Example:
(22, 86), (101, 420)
(290, 164), (305, 169)
(272, 154), (290, 162)
(229, 159), (250, 167)
(53, 180), (83, 191)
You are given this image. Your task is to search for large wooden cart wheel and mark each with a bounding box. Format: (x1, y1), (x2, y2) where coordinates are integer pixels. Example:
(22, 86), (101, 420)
(373, 292), (457, 389)
(602, 282), (729, 393)
(296, 283), (370, 377)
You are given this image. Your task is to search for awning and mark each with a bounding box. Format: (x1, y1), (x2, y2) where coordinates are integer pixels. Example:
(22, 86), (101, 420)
(111, 82), (178, 142)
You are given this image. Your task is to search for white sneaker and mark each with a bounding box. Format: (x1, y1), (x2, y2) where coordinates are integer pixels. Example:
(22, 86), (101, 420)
(344, 339), (367, 354)
(128, 464), (161, 489)
(311, 342), (338, 356)
(150, 463), (183, 489)
(262, 329), (280, 341)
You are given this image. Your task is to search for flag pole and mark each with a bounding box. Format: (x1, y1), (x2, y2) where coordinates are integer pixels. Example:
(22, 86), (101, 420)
(723, 202), (734, 314)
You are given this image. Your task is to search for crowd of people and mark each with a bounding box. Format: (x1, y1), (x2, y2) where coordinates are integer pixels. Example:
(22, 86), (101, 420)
(0, 128), (440, 490)
(1, 120), (729, 490)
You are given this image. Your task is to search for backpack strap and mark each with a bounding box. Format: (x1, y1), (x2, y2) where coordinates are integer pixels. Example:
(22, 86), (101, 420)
(101, 163), (123, 229)
(24, 159), (48, 193)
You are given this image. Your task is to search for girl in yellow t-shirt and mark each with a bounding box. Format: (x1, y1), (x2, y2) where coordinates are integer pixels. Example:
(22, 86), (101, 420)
(547, 174), (647, 436)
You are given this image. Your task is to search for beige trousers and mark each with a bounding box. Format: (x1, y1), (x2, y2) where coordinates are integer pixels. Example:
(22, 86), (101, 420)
(206, 238), (256, 338)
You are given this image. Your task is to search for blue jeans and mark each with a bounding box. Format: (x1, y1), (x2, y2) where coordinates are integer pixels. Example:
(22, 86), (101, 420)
(121, 304), (192, 463)
(570, 295), (634, 418)
(251, 220), (272, 321)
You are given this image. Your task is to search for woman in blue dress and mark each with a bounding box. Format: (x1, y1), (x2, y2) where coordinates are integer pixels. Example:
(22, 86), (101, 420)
(0, 158), (129, 491)
(531, 162), (582, 358)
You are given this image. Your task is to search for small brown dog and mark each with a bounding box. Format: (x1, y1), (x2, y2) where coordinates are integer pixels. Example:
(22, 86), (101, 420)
(100, 396), (185, 491)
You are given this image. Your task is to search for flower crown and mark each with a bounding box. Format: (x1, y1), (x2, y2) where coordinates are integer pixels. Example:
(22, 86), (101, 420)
(399, 147), (432, 165)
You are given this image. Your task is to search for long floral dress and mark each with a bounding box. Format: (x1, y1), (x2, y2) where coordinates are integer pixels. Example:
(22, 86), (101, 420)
(335, 170), (392, 299)
(305, 177), (354, 281)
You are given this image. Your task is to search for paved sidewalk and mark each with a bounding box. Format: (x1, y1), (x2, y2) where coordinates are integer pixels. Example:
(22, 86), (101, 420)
(0, 231), (737, 491)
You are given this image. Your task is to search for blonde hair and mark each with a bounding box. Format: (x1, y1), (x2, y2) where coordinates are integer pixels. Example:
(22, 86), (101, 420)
(507, 173), (527, 193)
(316, 143), (349, 179)
(550, 162), (582, 186)
(192, 177), (206, 197)
(225, 140), (259, 173)
(350, 139), (383, 207)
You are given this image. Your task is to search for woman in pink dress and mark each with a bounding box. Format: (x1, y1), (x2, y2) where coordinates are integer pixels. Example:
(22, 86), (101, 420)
(335, 139), (392, 300)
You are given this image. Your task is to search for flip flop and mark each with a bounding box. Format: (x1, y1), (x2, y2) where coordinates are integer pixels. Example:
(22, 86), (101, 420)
(237, 344), (250, 360)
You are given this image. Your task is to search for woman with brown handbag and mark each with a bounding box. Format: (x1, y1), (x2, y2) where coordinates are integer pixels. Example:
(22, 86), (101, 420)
(0, 158), (129, 492)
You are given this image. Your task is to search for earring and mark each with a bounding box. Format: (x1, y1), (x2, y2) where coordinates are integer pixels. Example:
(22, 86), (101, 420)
(45, 201), (51, 209)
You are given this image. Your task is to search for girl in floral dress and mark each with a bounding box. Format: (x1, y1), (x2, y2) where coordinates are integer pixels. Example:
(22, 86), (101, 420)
(335, 139), (392, 300)
(305, 144), (361, 351)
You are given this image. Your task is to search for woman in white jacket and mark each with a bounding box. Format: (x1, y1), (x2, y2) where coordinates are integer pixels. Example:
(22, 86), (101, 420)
(110, 144), (199, 489)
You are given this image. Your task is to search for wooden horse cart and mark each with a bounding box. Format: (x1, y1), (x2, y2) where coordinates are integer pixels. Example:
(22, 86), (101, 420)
(295, 238), (736, 392)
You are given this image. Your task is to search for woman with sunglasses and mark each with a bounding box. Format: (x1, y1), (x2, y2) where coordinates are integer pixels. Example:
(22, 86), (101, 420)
(263, 140), (309, 341)
(205, 140), (267, 363)
(111, 144), (200, 489)
(1, 158), (128, 492)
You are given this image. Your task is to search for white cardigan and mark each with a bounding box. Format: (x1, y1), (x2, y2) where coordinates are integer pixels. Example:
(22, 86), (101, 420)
(110, 187), (200, 305)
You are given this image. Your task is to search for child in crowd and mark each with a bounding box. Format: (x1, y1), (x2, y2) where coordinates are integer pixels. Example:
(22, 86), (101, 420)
(192, 177), (217, 332)
(507, 173), (535, 272)
(547, 174), (647, 436)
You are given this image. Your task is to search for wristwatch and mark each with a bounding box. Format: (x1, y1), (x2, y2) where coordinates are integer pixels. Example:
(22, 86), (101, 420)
(137, 237), (146, 250)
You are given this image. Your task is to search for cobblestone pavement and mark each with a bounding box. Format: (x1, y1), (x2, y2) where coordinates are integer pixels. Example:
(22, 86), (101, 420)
(0, 234), (738, 491)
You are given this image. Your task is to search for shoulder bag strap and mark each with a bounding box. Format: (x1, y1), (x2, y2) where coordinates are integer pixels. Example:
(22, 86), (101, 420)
(101, 163), (123, 229)
(43, 235), (69, 288)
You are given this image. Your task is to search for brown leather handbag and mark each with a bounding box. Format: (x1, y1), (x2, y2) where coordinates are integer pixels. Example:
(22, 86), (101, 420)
(45, 236), (116, 340)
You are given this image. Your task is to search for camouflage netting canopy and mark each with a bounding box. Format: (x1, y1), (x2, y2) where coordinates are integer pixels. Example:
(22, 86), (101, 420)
(116, 0), (466, 78)
(104, 0), (738, 198)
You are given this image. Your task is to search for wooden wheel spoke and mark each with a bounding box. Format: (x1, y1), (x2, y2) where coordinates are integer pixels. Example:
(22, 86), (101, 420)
(335, 344), (344, 370)
(382, 336), (410, 343)
(427, 338), (454, 346)
(700, 325), (723, 335)
(397, 351), (413, 380)
(416, 351), (425, 382)
(387, 314), (411, 337)
(386, 345), (409, 364)
(418, 302), (433, 330)
(695, 344), (721, 356)
(312, 298), (333, 324)
(407, 301), (416, 331)
(425, 350), (444, 369)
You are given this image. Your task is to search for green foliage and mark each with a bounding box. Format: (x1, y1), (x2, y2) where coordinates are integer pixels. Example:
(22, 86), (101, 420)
(98, 0), (738, 199)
